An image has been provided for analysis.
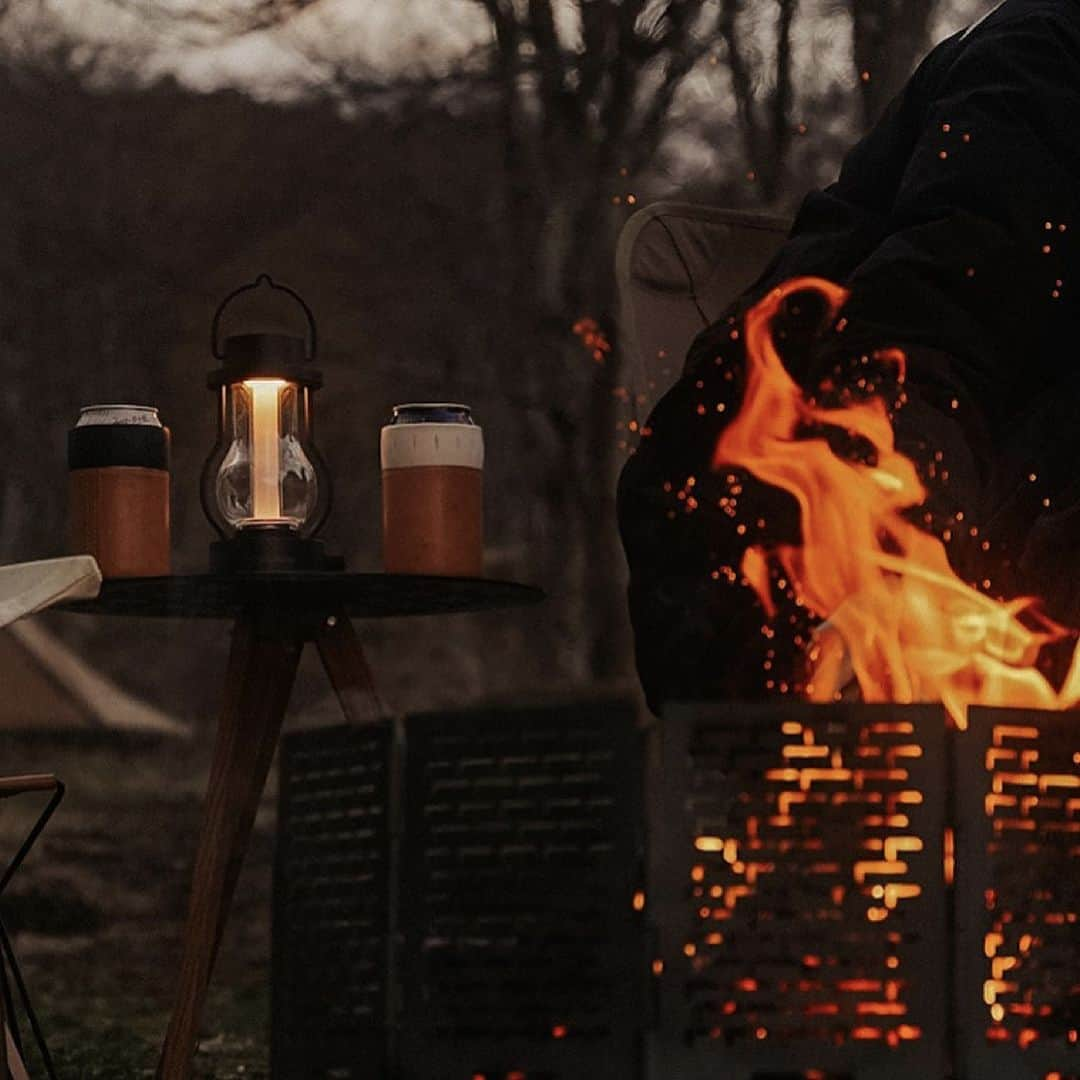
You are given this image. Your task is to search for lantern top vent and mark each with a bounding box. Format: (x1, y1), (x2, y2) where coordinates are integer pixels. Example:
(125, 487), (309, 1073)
(208, 274), (322, 388)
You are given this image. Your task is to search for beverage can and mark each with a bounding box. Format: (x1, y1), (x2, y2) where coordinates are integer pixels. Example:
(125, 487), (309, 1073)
(68, 404), (171, 578)
(380, 403), (483, 576)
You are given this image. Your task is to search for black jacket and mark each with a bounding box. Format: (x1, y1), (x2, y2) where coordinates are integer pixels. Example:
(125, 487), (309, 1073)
(618, 0), (1080, 714)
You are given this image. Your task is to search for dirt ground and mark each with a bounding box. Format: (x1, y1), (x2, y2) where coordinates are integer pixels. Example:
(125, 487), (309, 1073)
(0, 730), (274, 1078)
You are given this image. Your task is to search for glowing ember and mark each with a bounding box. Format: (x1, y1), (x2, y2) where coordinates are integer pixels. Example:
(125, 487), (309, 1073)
(713, 276), (1080, 728)
(572, 316), (611, 362)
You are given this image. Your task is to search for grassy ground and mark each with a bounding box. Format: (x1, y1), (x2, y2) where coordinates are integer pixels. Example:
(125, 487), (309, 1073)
(0, 731), (274, 1078)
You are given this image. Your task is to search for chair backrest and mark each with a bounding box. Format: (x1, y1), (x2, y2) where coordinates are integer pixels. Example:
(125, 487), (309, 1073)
(615, 202), (791, 419)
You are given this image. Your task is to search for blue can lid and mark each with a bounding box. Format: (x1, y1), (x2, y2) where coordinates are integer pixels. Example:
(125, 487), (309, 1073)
(391, 403), (474, 425)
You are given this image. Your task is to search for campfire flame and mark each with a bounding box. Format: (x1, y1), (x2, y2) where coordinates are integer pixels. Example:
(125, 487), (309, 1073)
(714, 276), (1080, 728)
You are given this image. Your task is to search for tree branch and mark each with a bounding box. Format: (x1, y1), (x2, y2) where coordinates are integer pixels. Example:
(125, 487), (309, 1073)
(101, 0), (329, 45)
(626, 0), (715, 169)
(527, 0), (579, 140)
(577, 0), (615, 116)
(720, 0), (764, 179)
(767, 0), (799, 199)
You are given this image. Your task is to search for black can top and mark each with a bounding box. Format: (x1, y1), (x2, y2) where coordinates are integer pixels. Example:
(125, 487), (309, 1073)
(68, 419), (170, 471)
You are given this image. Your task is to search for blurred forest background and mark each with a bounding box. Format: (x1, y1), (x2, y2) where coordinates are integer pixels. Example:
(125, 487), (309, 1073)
(0, 0), (998, 726)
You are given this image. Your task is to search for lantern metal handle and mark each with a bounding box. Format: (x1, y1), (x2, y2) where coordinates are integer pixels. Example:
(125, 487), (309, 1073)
(210, 273), (318, 360)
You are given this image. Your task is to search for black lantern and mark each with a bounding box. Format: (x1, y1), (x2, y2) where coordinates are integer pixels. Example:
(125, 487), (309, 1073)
(201, 275), (339, 572)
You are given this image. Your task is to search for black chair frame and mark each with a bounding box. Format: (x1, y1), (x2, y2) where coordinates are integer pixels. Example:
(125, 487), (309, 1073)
(0, 775), (64, 1080)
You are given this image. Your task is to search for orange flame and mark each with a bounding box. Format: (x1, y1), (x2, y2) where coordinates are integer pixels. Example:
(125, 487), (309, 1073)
(713, 276), (1080, 728)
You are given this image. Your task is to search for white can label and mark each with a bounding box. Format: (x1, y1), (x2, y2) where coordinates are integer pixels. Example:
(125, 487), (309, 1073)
(381, 423), (484, 470)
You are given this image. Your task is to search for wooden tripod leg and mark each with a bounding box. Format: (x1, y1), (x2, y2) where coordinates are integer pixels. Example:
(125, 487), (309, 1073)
(315, 614), (384, 724)
(157, 616), (303, 1080)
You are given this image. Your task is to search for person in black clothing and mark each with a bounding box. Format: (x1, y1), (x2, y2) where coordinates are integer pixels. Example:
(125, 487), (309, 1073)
(618, 0), (1080, 715)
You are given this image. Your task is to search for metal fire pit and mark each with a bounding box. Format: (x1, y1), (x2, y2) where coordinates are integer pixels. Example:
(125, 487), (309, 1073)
(273, 701), (1078, 1080)
(653, 702), (1079, 1080)
(954, 708), (1079, 1079)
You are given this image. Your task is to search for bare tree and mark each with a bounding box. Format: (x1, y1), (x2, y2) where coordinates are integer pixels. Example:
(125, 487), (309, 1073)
(849, 0), (937, 128)
(719, 0), (800, 204)
(462, 1), (737, 679)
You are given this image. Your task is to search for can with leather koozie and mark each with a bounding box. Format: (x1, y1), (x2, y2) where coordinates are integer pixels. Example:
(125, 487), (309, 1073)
(68, 405), (171, 578)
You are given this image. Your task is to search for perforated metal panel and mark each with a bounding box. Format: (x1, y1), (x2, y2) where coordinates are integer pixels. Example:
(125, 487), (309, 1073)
(955, 707), (1080, 1080)
(272, 702), (1077, 1080)
(654, 703), (949, 1079)
(398, 701), (645, 1080)
(273, 722), (394, 1079)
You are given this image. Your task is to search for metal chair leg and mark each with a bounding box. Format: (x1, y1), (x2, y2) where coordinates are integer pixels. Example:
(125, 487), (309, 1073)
(0, 921), (56, 1080)
(0, 780), (65, 897)
(0, 952), (18, 1063)
(0, 777), (66, 1079)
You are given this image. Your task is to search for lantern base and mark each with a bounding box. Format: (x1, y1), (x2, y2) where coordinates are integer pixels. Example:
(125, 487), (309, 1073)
(210, 528), (344, 574)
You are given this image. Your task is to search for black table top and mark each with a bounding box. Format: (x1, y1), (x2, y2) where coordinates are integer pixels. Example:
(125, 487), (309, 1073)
(57, 572), (544, 620)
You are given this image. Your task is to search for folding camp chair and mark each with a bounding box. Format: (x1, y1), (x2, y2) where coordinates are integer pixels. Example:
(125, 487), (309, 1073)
(615, 202), (791, 418)
(0, 775), (64, 1080)
(0, 556), (100, 1078)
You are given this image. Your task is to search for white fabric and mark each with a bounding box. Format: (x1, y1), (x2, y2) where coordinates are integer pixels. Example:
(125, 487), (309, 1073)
(0, 556), (102, 630)
(381, 423), (484, 470)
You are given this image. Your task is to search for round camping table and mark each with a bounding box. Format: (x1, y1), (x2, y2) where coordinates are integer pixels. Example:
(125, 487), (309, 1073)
(60, 572), (543, 1080)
